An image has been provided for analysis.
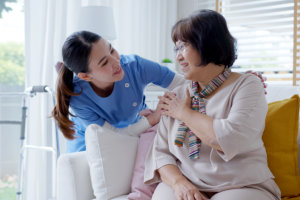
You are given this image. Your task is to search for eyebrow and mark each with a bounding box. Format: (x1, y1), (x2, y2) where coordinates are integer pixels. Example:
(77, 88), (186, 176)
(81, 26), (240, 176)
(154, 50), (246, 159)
(97, 44), (112, 65)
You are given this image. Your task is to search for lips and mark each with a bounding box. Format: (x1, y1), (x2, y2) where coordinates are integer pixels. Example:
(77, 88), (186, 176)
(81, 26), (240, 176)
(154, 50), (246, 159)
(179, 62), (189, 72)
(114, 67), (122, 75)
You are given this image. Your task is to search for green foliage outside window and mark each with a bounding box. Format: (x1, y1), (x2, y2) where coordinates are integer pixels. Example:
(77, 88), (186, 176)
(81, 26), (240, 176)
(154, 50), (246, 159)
(0, 42), (25, 86)
(0, 0), (17, 18)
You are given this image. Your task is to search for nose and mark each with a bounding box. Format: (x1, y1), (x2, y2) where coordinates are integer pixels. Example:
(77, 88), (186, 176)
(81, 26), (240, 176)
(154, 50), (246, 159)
(109, 55), (120, 70)
(109, 54), (119, 64)
(176, 51), (184, 62)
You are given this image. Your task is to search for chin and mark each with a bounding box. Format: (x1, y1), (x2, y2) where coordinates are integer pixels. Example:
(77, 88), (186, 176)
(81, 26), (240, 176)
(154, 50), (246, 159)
(183, 73), (193, 81)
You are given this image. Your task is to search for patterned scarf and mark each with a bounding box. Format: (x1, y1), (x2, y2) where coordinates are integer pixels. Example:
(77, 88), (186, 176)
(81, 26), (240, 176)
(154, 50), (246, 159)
(175, 68), (231, 159)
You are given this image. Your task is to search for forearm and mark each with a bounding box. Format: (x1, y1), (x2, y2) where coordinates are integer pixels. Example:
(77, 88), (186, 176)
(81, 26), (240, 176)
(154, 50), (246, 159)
(157, 164), (187, 188)
(102, 116), (151, 137)
(181, 108), (222, 151)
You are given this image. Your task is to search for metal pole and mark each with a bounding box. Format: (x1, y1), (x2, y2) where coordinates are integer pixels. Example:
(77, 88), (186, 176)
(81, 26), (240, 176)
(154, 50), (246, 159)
(16, 96), (27, 200)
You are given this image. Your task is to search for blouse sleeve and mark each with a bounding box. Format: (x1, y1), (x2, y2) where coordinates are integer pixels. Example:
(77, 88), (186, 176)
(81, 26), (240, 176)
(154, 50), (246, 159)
(144, 115), (177, 184)
(213, 75), (268, 161)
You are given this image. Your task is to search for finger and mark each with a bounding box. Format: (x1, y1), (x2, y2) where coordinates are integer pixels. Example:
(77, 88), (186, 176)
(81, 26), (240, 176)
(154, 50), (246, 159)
(164, 92), (177, 100)
(158, 96), (169, 104)
(158, 96), (173, 105)
(160, 104), (169, 111)
(163, 92), (173, 100)
(187, 193), (195, 200)
(194, 193), (202, 200)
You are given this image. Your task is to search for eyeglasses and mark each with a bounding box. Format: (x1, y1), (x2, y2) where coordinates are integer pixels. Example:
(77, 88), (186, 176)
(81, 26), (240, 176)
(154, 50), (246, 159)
(173, 42), (189, 55)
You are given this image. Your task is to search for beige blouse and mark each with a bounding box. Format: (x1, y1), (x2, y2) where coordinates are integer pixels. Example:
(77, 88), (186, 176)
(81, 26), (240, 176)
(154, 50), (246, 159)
(144, 74), (274, 192)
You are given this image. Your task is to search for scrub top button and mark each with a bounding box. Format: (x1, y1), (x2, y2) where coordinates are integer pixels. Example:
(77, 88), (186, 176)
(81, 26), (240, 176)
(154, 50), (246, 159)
(132, 102), (137, 107)
(125, 83), (130, 88)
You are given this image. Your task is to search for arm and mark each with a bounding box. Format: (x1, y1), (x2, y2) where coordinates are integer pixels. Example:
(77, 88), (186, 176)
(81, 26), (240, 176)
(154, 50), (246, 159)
(102, 104), (162, 137)
(160, 75), (267, 156)
(136, 55), (176, 88)
(159, 89), (221, 151)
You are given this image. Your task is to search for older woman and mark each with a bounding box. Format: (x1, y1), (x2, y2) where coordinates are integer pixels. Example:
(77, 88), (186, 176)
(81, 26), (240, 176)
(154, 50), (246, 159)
(144, 10), (281, 200)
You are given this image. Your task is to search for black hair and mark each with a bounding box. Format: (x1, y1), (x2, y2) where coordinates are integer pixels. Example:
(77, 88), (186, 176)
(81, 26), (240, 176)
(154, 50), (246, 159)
(52, 31), (101, 139)
(172, 9), (237, 67)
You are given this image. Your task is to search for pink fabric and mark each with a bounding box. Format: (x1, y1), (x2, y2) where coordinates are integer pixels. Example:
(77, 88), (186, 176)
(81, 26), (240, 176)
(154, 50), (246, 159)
(128, 124), (158, 200)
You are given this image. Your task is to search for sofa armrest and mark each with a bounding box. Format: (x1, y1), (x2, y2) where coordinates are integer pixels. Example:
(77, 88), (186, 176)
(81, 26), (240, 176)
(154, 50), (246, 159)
(57, 151), (94, 200)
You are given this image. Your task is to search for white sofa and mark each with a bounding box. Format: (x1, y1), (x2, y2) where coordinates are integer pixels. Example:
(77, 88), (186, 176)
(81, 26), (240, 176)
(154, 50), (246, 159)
(57, 85), (300, 200)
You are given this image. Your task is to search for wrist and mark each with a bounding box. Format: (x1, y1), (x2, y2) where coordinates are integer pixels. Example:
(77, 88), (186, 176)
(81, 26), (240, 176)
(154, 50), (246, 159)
(172, 175), (187, 188)
(179, 107), (192, 121)
(146, 112), (159, 126)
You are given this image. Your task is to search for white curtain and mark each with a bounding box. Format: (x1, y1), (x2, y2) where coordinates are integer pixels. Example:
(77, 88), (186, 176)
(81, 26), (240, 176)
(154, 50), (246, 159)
(24, 0), (81, 199)
(112, 0), (177, 62)
(84, 0), (178, 62)
(24, 0), (177, 199)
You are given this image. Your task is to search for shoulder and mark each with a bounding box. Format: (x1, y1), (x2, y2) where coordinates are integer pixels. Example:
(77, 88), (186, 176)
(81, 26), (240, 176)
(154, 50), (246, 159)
(171, 81), (192, 100)
(73, 76), (87, 93)
(227, 72), (266, 99)
(236, 73), (264, 89)
(71, 76), (94, 105)
(120, 54), (141, 66)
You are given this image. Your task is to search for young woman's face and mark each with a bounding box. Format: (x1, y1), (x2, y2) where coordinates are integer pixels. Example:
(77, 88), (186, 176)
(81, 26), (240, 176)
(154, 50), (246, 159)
(87, 38), (124, 85)
(175, 40), (205, 81)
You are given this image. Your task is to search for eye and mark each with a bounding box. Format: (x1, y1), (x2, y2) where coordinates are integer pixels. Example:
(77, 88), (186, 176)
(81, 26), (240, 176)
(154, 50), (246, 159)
(102, 60), (108, 66)
(110, 48), (115, 54)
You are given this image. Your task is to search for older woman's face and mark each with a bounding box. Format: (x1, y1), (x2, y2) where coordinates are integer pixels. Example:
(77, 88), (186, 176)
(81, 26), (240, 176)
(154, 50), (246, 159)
(175, 40), (203, 81)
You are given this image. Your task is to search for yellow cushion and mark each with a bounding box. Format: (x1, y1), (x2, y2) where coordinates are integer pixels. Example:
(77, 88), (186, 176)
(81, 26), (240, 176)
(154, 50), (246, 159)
(262, 95), (300, 198)
(282, 197), (300, 200)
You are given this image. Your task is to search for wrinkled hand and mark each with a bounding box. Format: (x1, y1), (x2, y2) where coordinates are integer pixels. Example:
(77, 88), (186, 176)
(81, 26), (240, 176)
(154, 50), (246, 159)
(245, 70), (267, 95)
(173, 178), (209, 200)
(159, 89), (191, 121)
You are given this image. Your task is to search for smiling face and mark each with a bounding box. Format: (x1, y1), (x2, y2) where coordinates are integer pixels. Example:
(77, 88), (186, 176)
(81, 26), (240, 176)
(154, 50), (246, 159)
(175, 40), (205, 81)
(78, 38), (124, 90)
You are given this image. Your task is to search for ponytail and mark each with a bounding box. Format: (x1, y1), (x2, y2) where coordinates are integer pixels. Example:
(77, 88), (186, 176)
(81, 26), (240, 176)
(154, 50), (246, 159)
(53, 31), (101, 139)
(52, 65), (81, 139)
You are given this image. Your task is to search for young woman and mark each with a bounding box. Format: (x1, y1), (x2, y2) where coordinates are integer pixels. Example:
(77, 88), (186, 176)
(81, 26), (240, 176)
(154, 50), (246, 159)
(144, 10), (280, 200)
(52, 31), (186, 152)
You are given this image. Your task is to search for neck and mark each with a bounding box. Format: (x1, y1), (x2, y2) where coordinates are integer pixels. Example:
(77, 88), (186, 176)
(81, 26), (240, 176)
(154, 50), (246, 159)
(197, 63), (225, 89)
(90, 82), (114, 97)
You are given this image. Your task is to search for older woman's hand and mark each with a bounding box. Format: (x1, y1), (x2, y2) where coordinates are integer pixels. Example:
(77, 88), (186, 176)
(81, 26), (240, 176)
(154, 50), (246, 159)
(173, 178), (209, 200)
(159, 89), (191, 121)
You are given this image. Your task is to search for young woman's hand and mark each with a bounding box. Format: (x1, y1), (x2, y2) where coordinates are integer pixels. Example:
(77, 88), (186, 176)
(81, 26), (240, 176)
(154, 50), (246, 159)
(145, 100), (164, 126)
(172, 178), (209, 200)
(159, 89), (191, 121)
(245, 70), (267, 94)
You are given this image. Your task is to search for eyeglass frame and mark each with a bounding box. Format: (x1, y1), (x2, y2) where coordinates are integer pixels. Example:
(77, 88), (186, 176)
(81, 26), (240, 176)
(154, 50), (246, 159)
(173, 42), (190, 55)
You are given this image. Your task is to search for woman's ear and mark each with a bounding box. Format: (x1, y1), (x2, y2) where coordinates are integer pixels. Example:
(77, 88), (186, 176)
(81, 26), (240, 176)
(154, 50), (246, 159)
(78, 72), (92, 81)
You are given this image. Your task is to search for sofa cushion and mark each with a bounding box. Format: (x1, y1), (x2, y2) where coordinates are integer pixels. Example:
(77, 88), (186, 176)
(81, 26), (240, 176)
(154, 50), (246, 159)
(262, 95), (300, 198)
(128, 126), (158, 200)
(85, 124), (139, 200)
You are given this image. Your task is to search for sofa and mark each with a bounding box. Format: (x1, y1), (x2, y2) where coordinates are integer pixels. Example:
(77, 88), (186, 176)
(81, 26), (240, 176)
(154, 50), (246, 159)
(57, 85), (300, 200)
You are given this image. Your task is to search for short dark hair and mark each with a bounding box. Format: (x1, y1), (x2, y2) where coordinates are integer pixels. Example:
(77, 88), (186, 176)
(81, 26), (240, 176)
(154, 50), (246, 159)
(62, 30), (101, 74)
(171, 9), (237, 68)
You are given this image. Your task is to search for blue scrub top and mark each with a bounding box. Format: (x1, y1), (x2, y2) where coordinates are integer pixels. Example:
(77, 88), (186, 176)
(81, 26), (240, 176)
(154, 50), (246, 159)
(67, 54), (175, 152)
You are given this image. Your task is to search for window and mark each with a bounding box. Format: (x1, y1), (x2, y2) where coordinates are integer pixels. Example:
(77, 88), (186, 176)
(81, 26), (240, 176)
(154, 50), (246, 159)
(0, 0), (25, 199)
(217, 0), (295, 85)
